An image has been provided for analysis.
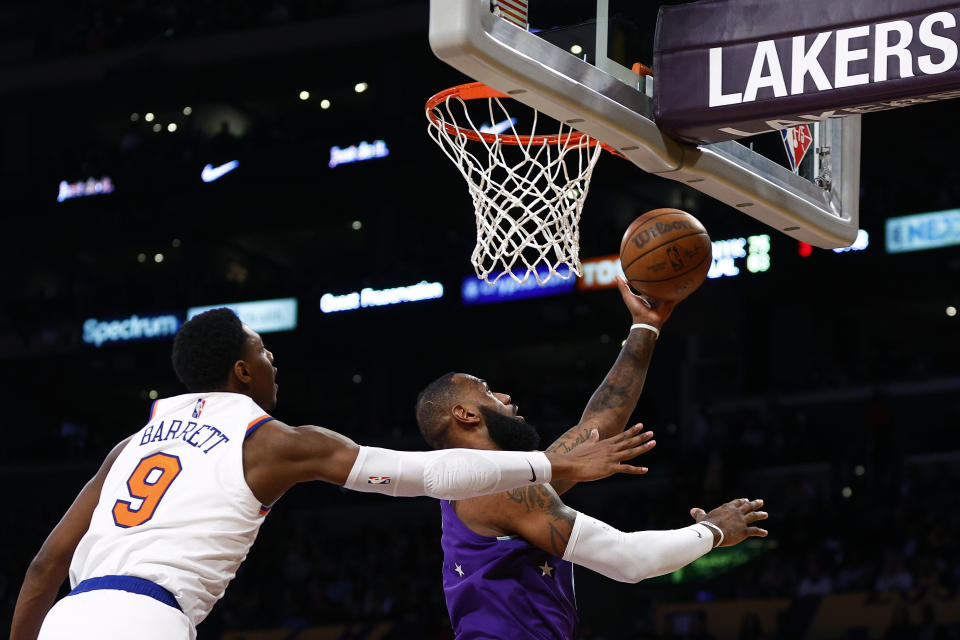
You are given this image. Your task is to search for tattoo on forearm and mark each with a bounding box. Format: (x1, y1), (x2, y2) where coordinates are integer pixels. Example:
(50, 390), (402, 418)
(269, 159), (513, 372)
(505, 486), (576, 556)
(578, 331), (656, 432)
(546, 428), (591, 454)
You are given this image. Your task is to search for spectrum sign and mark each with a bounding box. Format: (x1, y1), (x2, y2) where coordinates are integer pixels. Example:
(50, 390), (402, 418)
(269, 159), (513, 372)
(82, 313), (180, 347)
(886, 209), (960, 253)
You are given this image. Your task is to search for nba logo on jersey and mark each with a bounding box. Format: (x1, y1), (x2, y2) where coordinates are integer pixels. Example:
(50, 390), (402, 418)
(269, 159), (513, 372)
(192, 399), (206, 418)
(780, 125), (813, 173)
(367, 476), (391, 485)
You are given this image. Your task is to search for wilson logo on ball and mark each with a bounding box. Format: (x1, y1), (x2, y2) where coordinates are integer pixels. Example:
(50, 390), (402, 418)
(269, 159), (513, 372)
(630, 219), (696, 249)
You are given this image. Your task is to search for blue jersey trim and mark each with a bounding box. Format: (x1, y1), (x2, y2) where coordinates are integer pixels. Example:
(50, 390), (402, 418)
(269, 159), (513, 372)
(244, 415), (274, 439)
(69, 575), (182, 611)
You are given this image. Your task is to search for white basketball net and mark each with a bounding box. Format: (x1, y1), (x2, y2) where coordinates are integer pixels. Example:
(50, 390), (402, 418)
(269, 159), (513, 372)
(427, 88), (603, 284)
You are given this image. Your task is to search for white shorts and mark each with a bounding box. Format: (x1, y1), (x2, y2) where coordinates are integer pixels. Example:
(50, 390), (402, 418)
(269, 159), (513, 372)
(39, 589), (196, 640)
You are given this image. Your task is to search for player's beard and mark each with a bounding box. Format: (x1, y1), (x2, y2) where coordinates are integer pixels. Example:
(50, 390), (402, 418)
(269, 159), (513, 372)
(480, 406), (541, 451)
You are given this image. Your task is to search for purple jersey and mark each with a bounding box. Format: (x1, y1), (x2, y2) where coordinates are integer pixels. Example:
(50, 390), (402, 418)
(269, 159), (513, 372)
(440, 500), (578, 639)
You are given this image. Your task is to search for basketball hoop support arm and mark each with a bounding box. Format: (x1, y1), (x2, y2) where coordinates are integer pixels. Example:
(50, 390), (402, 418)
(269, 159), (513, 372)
(429, 0), (859, 248)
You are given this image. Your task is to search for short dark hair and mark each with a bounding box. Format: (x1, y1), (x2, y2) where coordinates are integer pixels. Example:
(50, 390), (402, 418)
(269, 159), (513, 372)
(415, 372), (462, 449)
(171, 308), (247, 392)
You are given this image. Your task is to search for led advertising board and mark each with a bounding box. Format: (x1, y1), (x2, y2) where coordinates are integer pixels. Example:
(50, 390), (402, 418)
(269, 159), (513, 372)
(187, 298), (298, 333)
(462, 266), (576, 304)
(886, 209), (960, 253)
(82, 313), (180, 347)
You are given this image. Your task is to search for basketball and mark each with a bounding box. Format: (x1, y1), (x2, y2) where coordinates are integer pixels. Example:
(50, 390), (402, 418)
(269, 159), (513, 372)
(619, 208), (712, 301)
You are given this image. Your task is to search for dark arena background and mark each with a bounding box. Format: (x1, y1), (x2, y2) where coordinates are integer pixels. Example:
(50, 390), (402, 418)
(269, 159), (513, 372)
(3, 1), (960, 639)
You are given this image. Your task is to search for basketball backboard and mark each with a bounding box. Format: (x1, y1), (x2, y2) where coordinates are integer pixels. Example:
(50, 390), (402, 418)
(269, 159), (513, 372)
(429, 0), (863, 248)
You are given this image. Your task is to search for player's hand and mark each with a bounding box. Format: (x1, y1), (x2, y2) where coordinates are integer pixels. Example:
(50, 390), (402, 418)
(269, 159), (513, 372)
(689, 498), (768, 548)
(545, 423), (655, 482)
(616, 275), (677, 329)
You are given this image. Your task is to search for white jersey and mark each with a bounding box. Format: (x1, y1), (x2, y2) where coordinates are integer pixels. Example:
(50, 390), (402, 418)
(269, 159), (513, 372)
(70, 392), (275, 626)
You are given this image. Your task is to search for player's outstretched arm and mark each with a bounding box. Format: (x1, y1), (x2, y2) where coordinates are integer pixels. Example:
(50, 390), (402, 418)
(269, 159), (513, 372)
(242, 422), (656, 507)
(10, 437), (131, 640)
(475, 487), (767, 585)
(563, 498), (769, 583)
(548, 276), (675, 495)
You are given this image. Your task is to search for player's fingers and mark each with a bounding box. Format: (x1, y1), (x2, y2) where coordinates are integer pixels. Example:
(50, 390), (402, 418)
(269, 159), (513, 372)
(745, 511), (768, 523)
(616, 463), (649, 475)
(746, 526), (769, 537)
(612, 423), (645, 443)
(636, 438), (656, 453)
(619, 430), (654, 451)
(741, 498), (764, 513)
(690, 507), (706, 521)
(618, 439), (656, 461)
(618, 439), (656, 460)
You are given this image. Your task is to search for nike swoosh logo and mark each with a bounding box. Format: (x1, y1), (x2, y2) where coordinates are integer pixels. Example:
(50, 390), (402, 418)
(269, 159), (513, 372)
(479, 117), (518, 135)
(527, 461), (536, 482)
(201, 160), (239, 183)
(694, 529), (702, 538)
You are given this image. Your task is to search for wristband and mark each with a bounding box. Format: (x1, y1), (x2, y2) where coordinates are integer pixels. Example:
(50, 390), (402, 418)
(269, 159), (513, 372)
(630, 323), (660, 338)
(700, 521), (724, 548)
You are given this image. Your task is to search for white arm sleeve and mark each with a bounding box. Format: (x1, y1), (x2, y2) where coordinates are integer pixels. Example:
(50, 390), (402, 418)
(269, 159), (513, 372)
(562, 512), (714, 583)
(342, 446), (552, 500)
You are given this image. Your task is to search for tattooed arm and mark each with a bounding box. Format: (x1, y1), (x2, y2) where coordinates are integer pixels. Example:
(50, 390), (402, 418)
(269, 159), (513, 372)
(548, 276), (677, 495)
(453, 484), (580, 557)
(451, 433), (657, 556)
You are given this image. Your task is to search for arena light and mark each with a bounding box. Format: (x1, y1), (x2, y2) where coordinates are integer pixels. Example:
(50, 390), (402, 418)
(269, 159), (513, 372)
(320, 99), (331, 109)
(167, 123), (177, 133)
(886, 209), (960, 253)
(354, 82), (368, 93)
(145, 112), (155, 122)
(82, 314), (181, 347)
(57, 176), (115, 202)
(948, 306), (958, 317)
(187, 298), (298, 334)
(299, 90), (310, 101)
(320, 281), (444, 313)
(832, 229), (869, 253)
(130, 113), (139, 121)
(328, 140), (389, 168)
(182, 106), (192, 115)
(570, 44), (583, 55)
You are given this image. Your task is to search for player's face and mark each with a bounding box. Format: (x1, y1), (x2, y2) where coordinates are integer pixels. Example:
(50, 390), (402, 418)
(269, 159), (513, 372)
(467, 376), (523, 421)
(464, 376), (540, 451)
(241, 326), (278, 411)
